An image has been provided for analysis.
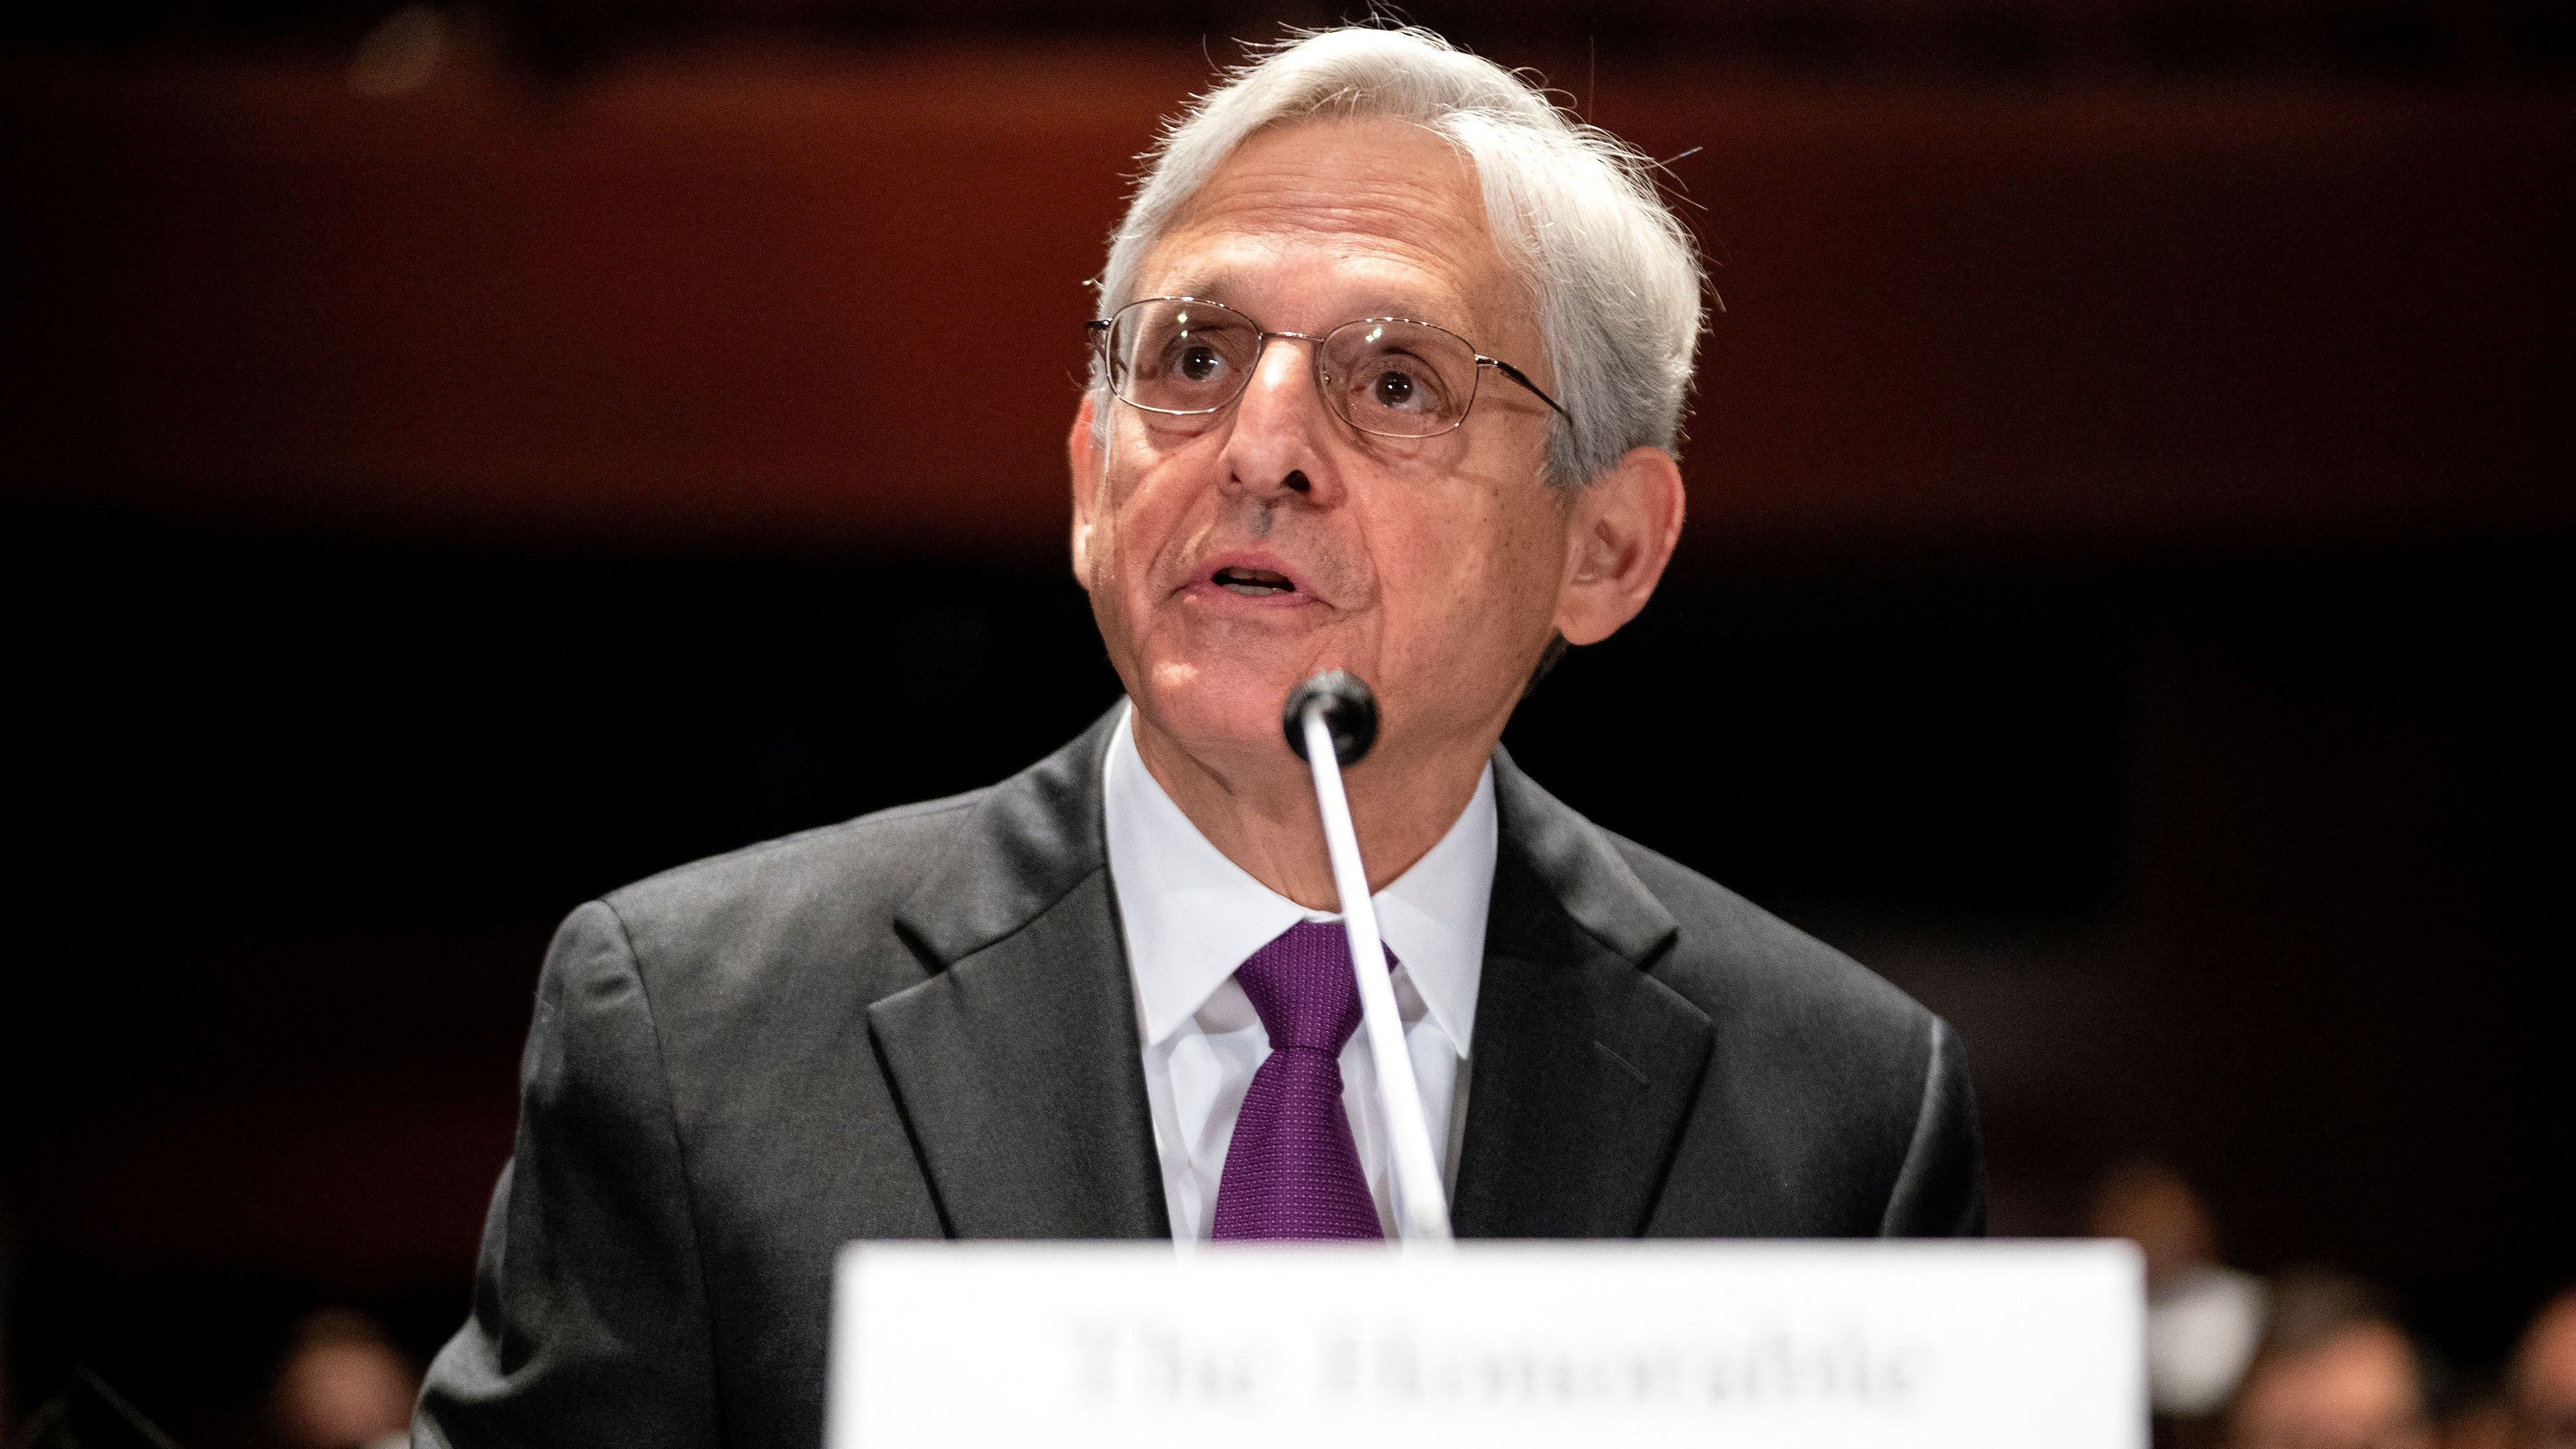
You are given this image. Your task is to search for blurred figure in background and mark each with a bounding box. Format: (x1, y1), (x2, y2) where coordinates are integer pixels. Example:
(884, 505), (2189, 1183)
(2511, 1289), (2576, 1449)
(2092, 1159), (2269, 1426)
(2443, 1376), (2517, 1449)
(2427, 1287), (2576, 1449)
(2223, 1268), (2436, 1449)
(270, 1310), (417, 1449)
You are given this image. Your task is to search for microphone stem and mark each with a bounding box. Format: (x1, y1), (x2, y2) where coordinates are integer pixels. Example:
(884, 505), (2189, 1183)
(1300, 705), (1455, 1245)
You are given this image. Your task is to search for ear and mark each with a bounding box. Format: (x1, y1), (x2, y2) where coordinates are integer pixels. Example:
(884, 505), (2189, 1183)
(1068, 392), (1102, 589)
(1553, 446), (1686, 647)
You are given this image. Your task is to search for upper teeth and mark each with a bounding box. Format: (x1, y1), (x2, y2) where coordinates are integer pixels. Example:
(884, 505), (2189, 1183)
(1218, 567), (1290, 594)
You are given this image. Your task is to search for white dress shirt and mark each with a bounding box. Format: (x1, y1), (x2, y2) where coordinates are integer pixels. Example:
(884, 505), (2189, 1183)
(1102, 703), (1494, 1241)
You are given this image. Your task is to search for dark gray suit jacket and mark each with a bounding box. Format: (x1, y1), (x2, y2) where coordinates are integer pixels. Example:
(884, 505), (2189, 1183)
(417, 709), (1982, 1449)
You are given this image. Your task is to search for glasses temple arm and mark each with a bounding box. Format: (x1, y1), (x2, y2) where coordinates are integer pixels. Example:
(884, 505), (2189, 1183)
(1484, 357), (1573, 424)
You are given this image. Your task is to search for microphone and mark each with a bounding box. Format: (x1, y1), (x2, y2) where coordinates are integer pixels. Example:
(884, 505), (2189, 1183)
(1283, 671), (1454, 1244)
(1282, 669), (1378, 767)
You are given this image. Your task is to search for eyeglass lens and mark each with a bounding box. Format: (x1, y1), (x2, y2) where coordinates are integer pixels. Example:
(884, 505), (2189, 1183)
(1104, 298), (1484, 438)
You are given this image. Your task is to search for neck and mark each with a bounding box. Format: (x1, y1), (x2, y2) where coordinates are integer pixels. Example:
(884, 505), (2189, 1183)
(1129, 705), (1493, 911)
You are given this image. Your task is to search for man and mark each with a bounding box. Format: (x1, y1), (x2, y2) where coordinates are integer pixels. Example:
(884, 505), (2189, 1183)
(2088, 1160), (2268, 1420)
(417, 24), (1982, 1448)
(2221, 1270), (2434, 1449)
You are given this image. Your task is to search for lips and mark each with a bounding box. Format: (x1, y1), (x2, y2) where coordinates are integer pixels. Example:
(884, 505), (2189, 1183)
(1212, 565), (1295, 597)
(1185, 549), (1321, 609)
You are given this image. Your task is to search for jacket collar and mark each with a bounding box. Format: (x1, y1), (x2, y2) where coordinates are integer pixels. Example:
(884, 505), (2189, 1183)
(872, 710), (1708, 1240)
(1487, 743), (1680, 969)
(871, 709), (1169, 1238)
(887, 708), (1121, 970)
(1448, 749), (1710, 1238)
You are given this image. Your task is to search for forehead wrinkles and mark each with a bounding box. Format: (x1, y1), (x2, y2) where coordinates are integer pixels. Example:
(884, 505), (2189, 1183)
(1147, 120), (1528, 346)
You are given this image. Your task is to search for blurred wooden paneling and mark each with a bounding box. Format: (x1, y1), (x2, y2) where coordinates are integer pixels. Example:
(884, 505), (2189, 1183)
(4, 44), (2570, 553)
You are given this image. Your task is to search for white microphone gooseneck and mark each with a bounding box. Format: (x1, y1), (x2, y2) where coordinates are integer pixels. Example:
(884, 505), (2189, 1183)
(1293, 682), (1454, 1245)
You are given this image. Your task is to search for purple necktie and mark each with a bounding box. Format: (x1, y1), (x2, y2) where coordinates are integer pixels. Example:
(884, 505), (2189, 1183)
(1211, 920), (1387, 1241)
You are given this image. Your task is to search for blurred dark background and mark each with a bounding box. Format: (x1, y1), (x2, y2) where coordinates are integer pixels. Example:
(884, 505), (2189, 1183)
(3, 0), (2570, 1442)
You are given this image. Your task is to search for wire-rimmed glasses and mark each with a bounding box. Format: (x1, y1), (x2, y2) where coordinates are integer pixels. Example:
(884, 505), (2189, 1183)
(1087, 296), (1570, 440)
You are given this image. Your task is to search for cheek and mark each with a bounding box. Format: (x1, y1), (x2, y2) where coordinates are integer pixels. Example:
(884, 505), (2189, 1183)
(1379, 486), (1561, 670)
(1092, 429), (1228, 618)
(1092, 438), (1186, 577)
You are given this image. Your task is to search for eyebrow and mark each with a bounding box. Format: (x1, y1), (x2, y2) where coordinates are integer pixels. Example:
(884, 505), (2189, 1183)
(1151, 275), (1479, 336)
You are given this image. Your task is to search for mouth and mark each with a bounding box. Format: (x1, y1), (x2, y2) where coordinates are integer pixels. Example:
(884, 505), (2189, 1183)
(1211, 565), (1296, 598)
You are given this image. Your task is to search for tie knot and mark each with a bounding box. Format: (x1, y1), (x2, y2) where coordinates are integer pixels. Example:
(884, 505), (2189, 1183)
(1235, 920), (1368, 1054)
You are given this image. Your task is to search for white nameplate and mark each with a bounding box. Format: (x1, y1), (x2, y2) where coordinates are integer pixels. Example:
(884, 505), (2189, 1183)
(828, 1240), (2144, 1448)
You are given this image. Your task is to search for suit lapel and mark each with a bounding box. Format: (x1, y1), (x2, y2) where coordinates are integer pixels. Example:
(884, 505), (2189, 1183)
(1451, 753), (1714, 1238)
(869, 710), (1170, 1240)
(866, 721), (1707, 1240)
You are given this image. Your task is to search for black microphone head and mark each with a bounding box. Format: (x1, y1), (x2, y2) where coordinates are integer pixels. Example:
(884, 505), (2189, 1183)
(1283, 670), (1379, 768)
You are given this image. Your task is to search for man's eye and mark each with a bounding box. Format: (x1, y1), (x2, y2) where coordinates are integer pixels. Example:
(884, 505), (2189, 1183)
(1173, 344), (1226, 383)
(1365, 363), (1443, 413)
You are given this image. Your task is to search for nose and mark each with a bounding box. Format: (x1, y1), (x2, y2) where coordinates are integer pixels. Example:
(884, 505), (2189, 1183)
(1218, 332), (1333, 503)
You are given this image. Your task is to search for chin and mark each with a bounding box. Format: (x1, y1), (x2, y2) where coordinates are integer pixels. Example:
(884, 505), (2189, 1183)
(1135, 650), (1313, 768)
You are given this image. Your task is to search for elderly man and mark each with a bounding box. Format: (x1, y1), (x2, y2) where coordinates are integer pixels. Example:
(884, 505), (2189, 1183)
(417, 24), (1982, 1448)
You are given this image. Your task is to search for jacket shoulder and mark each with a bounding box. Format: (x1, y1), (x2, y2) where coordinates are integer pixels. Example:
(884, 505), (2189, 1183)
(1607, 832), (1929, 1050)
(1605, 832), (1978, 1235)
(613, 788), (983, 916)
(592, 788), (991, 1003)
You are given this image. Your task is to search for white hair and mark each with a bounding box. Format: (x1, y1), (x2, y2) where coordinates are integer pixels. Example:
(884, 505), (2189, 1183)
(1092, 25), (1707, 489)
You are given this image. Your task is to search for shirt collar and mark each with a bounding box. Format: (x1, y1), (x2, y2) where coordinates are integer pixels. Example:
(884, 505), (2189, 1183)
(1103, 701), (1492, 1056)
